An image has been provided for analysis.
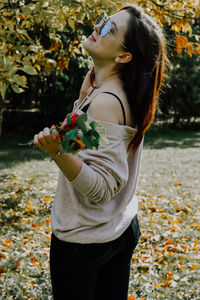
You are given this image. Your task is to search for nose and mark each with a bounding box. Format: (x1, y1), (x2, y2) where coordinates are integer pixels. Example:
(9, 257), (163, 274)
(94, 22), (102, 35)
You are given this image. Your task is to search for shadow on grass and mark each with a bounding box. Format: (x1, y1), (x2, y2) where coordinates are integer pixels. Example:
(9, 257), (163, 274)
(0, 135), (48, 170)
(0, 128), (200, 170)
(144, 127), (200, 149)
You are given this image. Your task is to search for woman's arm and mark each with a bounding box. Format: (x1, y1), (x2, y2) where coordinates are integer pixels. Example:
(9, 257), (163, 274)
(52, 153), (83, 182)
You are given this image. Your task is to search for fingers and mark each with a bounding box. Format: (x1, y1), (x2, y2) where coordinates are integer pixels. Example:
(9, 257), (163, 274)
(34, 133), (39, 144)
(34, 127), (59, 148)
(34, 130), (46, 148)
(42, 127), (52, 144)
(34, 133), (43, 148)
(51, 129), (59, 142)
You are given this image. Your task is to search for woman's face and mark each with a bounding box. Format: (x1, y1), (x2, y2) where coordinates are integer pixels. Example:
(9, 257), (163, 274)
(83, 10), (130, 61)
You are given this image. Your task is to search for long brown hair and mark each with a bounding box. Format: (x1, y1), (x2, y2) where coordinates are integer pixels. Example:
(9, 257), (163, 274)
(91, 5), (171, 152)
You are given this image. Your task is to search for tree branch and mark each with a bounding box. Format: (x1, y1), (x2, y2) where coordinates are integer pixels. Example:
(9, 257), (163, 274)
(149, 0), (197, 20)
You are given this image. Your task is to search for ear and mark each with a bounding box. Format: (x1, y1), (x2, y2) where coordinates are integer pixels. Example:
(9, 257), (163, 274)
(115, 52), (133, 64)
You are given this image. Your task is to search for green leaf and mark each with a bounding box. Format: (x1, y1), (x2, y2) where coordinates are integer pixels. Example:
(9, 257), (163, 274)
(19, 65), (38, 75)
(90, 121), (109, 146)
(21, 7), (32, 16)
(64, 1), (81, 8)
(0, 82), (8, 99)
(12, 74), (27, 88)
(62, 129), (78, 153)
(11, 83), (24, 94)
(82, 130), (100, 150)
(76, 113), (87, 123)
(68, 19), (75, 30)
(75, 113), (91, 134)
(7, 66), (19, 78)
(66, 113), (72, 126)
(22, 56), (35, 66)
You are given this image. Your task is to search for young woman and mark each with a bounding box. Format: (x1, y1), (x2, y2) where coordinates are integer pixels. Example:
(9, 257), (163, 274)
(34, 5), (170, 300)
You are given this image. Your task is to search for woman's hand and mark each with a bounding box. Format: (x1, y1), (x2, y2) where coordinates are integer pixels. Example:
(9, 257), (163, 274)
(34, 127), (61, 157)
(79, 66), (96, 101)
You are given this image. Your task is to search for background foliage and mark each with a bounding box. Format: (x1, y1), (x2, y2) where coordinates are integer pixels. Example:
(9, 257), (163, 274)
(0, 0), (200, 134)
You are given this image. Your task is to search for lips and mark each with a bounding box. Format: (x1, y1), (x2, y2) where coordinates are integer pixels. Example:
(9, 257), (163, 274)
(89, 34), (96, 42)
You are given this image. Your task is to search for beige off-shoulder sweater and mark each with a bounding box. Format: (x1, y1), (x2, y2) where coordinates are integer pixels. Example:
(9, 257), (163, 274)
(51, 108), (143, 244)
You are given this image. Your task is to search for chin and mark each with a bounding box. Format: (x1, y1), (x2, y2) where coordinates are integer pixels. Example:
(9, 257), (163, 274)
(82, 39), (94, 55)
(83, 39), (92, 49)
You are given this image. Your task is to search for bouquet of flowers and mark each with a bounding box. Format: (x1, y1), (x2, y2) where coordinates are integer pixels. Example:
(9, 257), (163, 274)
(50, 112), (108, 154)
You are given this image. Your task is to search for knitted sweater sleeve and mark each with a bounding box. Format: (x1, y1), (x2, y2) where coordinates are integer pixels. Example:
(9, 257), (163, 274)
(69, 142), (129, 206)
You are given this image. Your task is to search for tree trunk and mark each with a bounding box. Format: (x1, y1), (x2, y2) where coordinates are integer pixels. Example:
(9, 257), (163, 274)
(0, 97), (5, 136)
(173, 113), (180, 129)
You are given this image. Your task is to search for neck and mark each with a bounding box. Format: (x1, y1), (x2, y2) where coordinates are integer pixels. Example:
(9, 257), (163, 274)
(92, 59), (120, 87)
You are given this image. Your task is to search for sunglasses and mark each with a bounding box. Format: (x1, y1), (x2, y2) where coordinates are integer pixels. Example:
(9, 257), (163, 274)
(94, 13), (127, 50)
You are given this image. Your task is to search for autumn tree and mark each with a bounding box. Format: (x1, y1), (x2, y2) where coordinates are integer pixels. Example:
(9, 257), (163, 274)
(0, 0), (200, 134)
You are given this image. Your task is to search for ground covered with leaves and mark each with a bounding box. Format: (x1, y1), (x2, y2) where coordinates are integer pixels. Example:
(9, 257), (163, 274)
(0, 131), (200, 299)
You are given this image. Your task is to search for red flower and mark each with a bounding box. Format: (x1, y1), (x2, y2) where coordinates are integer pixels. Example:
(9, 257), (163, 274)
(71, 112), (79, 127)
(62, 112), (79, 131)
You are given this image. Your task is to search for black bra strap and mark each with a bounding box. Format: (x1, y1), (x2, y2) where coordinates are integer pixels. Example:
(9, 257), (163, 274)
(102, 92), (126, 126)
(81, 92), (126, 125)
(81, 103), (90, 113)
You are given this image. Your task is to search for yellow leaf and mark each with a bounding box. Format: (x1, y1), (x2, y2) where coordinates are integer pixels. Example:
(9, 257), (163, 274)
(171, 225), (179, 232)
(128, 296), (135, 300)
(131, 256), (137, 261)
(46, 218), (50, 224)
(20, 34), (26, 40)
(155, 284), (162, 288)
(68, 18), (75, 30)
(175, 35), (188, 56)
(167, 272), (173, 279)
(182, 244), (188, 251)
(34, 263), (41, 268)
(164, 240), (174, 246)
(189, 264), (197, 270)
(14, 263), (20, 269)
(163, 281), (171, 287)
(34, 64), (41, 71)
(43, 196), (54, 202)
(0, 253), (6, 259)
(0, 268), (6, 276)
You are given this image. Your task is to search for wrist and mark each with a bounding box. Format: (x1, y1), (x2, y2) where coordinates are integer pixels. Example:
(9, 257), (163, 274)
(49, 147), (64, 160)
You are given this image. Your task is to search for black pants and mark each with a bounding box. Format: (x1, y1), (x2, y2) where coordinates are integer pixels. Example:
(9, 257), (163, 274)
(50, 215), (141, 300)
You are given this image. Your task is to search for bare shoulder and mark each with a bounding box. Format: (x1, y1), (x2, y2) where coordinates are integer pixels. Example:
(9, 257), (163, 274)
(87, 92), (123, 125)
(88, 88), (134, 127)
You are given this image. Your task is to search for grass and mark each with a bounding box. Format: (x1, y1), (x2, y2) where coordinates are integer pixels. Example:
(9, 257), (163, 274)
(144, 126), (200, 149)
(0, 134), (48, 170)
(0, 127), (200, 299)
